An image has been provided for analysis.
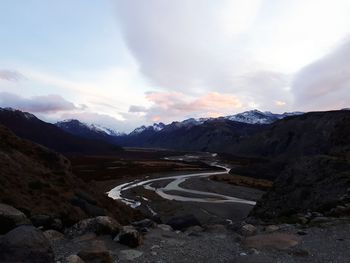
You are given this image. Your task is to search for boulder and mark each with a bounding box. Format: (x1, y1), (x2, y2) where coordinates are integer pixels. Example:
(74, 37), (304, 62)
(31, 214), (52, 228)
(77, 240), (112, 263)
(0, 203), (30, 234)
(67, 216), (121, 237)
(166, 214), (201, 231)
(43, 229), (65, 242)
(132, 218), (155, 229)
(31, 214), (63, 231)
(0, 225), (54, 262)
(264, 225), (280, 233)
(157, 224), (173, 231)
(239, 224), (257, 237)
(116, 225), (143, 248)
(71, 196), (106, 217)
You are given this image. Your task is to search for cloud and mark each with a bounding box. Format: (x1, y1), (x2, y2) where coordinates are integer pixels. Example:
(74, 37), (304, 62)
(0, 70), (24, 82)
(60, 111), (141, 133)
(131, 91), (244, 123)
(292, 37), (350, 110)
(114, 0), (262, 93)
(0, 92), (77, 113)
(129, 105), (147, 113)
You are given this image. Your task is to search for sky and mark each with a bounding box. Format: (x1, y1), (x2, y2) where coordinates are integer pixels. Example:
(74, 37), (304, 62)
(0, 0), (350, 132)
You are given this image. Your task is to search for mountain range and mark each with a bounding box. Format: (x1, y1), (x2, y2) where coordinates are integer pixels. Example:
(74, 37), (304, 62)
(0, 108), (122, 154)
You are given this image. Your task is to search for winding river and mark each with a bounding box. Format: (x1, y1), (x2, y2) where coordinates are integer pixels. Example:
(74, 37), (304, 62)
(107, 156), (256, 209)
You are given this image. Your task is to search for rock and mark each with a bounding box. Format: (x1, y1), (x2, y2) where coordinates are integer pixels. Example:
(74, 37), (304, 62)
(67, 216), (121, 237)
(157, 224), (173, 231)
(239, 224), (257, 237)
(264, 225), (279, 232)
(66, 254), (85, 263)
(71, 196), (106, 217)
(297, 216), (309, 224)
(297, 230), (307, 236)
(329, 205), (350, 216)
(132, 218), (155, 229)
(151, 245), (161, 250)
(243, 233), (300, 250)
(184, 225), (204, 236)
(166, 214), (201, 231)
(43, 229), (65, 242)
(119, 249), (143, 261)
(73, 233), (97, 243)
(31, 214), (52, 228)
(310, 216), (329, 224)
(52, 218), (64, 231)
(116, 225), (143, 248)
(31, 214), (64, 231)
(0, 203), (30, 234)
(77, 240), (112, 263)
(311, 212), (323, 218)
(0, 225), (54, 262)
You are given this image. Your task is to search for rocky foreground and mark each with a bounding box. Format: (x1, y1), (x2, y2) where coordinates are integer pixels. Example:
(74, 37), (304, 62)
(2, 203), (350, 263)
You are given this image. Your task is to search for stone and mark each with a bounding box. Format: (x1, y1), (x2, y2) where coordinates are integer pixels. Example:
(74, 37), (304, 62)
(243, 233), (300, 250)
(31, 214), (64, 231)
(0, 203), (30, 234)
(132, 218), (155, 229)
(0, 225), (54, 262)
(185, 225), (204, 236)
(71, 196), (106, 217)
(77, 240), (112, 263)
(66, 255), (85, 263)
(73, 233), (97, 243)
(239, 224), (257, 237)
(330, 205), (350, 217)
(297, 216), (309, 224)
(119, 249), (143, 261)
(297, 230), (307, 236)
(67, 216), (121, 237)
(31, 214), (52, 228)
(116, 225), (143, 248)
(264, 225), (279, 233)
(310, 216), (329, 224)
(43, 229), (65, 242)
(157, 224), (173, 231)
(166, 214), (201, 231)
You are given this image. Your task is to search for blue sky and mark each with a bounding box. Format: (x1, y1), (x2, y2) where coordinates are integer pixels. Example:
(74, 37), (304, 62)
(1, 0), (350, 132)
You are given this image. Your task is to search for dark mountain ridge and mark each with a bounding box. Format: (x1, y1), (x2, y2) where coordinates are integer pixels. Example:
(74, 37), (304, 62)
(0, 108), (122, 154)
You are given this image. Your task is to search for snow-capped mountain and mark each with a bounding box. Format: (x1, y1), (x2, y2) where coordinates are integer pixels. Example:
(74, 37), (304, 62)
(0, 107), (36, 120)
(130, 122), (165, 135)
(225, 110), (303, 124)
(56, 119), (123, 139)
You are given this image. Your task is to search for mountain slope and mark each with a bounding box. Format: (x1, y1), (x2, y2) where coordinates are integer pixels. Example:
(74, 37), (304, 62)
(227, 110), (350, 158)
(0, 125), (138, 225)
(0, 108), (122, 154)
(116, 119), (267, 152)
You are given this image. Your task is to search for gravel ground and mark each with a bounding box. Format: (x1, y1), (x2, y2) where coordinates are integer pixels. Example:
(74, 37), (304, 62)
(51, 219), (350, 263)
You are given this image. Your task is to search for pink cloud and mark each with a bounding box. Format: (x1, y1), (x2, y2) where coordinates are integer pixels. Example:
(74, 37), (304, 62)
(133, 91), (243, 123)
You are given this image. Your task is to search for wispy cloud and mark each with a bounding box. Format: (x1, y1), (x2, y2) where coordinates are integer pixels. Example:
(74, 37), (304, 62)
(292, 36), (350, 110)
(0, 70), (24, 82)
